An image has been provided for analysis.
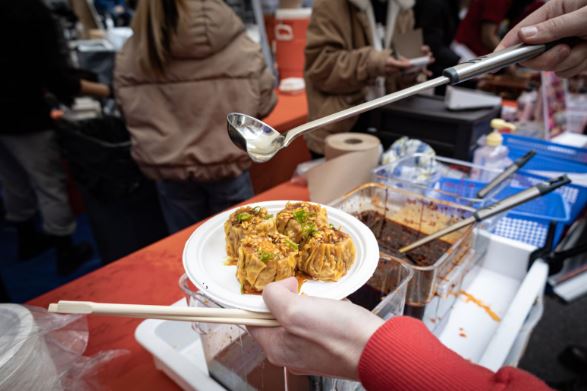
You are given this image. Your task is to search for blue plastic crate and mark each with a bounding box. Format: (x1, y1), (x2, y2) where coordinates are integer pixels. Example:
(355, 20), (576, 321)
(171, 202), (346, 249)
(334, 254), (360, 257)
(512, 171), (587, 222)
(503, 133), (587, 164)
(508, 147), (587, 174)
(438, 178), (570, 248)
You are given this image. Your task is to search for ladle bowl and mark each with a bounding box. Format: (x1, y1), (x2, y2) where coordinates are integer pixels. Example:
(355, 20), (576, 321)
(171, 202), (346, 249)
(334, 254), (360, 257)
(227, 113), (284, 163)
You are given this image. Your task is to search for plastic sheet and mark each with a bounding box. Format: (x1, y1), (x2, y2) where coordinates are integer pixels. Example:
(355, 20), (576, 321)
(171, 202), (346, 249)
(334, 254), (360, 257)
(381, 136), (436, 167)
(0, 304), (128, 391)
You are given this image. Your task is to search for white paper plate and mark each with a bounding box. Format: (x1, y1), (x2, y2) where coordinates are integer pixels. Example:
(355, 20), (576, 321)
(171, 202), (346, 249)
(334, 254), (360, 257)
(183, 201), (379, 312)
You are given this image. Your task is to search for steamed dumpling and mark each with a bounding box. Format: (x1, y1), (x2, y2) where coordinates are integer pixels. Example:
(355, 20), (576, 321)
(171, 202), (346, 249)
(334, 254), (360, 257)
(225, 206), (275, 261)
(299, 226), (355, 281)
(237, 233), (298, 293)
(276, 202), (328, 244)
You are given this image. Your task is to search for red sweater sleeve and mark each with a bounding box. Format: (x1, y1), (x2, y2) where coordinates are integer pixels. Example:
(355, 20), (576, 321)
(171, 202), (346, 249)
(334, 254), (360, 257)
(358, 317), (551, 391)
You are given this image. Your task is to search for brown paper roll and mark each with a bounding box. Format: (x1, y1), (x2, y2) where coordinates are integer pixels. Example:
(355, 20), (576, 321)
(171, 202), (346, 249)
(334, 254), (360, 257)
(324, 133), (381, 160)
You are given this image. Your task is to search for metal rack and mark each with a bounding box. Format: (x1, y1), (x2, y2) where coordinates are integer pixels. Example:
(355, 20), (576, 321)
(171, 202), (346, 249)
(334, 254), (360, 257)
(225, 0), (277, 80)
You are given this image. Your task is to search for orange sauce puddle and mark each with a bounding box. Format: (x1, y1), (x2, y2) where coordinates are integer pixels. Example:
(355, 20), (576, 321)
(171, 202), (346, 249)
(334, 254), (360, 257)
(457, 290), (501, 322)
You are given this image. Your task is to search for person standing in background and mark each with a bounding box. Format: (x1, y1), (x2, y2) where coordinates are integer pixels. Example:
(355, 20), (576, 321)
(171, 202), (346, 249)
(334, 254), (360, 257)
(414, 0), (462, 79)
(115, 0), (276, 234)
(507, 0), (545, 27)
(0, 0), (110, 274)
(303, 0), (431, 158)
(93, 0), (132, 26)
(454, 0), (512, 57)
(93, 0), (127, 14)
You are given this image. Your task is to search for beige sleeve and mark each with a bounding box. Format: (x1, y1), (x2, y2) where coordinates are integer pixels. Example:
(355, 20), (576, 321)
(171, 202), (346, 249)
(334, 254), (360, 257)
(258, 63), (278, 119)
(305, 0), (390, 95)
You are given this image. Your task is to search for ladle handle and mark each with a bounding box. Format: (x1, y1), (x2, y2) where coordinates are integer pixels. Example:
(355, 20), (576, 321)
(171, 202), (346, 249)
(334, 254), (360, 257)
(443, 43), (548, 84)
(283, 42), (551, 147)
(282, 76), (449, 146)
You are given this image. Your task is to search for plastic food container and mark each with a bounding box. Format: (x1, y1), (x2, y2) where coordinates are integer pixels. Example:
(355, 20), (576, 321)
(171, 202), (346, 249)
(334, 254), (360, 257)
(329, 183), (476, 318)
(179, 256), (413, 391)
(373, 154), (507, 208)
(178, 275), (308, 391)
(321, 261), (413, 391)
(347, 261), (413, 320)
(373, 154), (512, 260)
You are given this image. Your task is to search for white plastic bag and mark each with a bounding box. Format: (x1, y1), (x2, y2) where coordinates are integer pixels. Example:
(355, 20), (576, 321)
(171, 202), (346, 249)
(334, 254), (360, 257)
(0, 304), (128, 391)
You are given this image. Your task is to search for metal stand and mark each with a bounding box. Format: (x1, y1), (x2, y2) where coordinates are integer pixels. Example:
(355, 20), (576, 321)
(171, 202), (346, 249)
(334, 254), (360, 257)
(250, 0), (277, 81)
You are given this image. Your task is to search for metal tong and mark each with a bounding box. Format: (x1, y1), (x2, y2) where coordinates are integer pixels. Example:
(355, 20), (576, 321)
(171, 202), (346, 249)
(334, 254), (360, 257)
(476, 150), (536, 199)
(399, 175), (572, 254)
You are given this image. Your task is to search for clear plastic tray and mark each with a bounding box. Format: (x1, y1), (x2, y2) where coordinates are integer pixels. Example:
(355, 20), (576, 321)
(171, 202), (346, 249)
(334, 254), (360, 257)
(329, 183), (475, 308)
(347, 261), (413, 320)
(373, 154), (507, 208)
(320, 261), (413, 391)
(179, 258), (413, 391)
(372, 154), (507, 259)
(179, 275), (311, 391)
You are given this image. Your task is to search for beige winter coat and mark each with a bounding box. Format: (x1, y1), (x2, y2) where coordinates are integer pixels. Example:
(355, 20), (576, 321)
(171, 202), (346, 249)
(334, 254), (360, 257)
(115, 0), (277, 182)
(304, 0), (417, 154)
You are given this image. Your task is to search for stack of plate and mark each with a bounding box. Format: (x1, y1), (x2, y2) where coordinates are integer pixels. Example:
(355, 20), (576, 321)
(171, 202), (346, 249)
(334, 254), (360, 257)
(0, 304), (61, 391)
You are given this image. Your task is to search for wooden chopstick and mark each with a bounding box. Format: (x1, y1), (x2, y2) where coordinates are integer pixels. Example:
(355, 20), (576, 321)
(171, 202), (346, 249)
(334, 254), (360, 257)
(48, 301), (279, 327)
(112, 313), (279, 327)
(50, 300), (275, 318)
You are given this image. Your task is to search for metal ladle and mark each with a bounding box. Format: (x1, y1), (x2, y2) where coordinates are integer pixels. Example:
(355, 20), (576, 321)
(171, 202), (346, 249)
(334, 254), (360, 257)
(227, 43), (551, 163)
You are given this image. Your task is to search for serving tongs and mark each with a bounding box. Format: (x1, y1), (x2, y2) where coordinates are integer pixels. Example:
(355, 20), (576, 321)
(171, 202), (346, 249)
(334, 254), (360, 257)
(399, 175), (571, 254)
(228, 43), (557, 163)
(476, 150), (536, 199)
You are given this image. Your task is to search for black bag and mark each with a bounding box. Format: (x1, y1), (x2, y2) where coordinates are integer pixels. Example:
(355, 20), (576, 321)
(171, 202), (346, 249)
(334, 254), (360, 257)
(56, 116), (144, 202)
(56, 115), (168, 263)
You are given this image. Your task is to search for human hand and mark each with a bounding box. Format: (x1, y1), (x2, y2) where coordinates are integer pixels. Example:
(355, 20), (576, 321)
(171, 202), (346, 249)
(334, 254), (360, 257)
(385, 56), (412, 75)
(421, 45), (435, 64)
(247, 278), (384, 380)
(496, 0), (587, 78)
(420, 45), (431, 57)
(420, 45), (435, 76)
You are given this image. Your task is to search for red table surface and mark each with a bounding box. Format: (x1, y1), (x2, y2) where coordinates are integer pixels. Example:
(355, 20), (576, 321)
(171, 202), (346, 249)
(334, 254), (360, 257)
(28, 181), (310, 390)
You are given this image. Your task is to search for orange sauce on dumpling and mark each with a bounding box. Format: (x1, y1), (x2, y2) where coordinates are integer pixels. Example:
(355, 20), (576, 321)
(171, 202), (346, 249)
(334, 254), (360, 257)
(295, 272), (310, 293)
(224, 258), (237, 266)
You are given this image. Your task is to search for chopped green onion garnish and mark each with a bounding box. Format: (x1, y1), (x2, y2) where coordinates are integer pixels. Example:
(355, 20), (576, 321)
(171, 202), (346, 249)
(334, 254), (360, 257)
(236, 212), (252, 222)
(302, 223), (318, 239)
(293, 209), (307, 224)
(258, 250), (274, 263)
(285, 238), (299, 251)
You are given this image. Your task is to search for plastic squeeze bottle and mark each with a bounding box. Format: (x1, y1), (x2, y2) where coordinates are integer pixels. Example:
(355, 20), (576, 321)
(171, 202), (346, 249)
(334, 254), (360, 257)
(472, 119), (513, 182)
